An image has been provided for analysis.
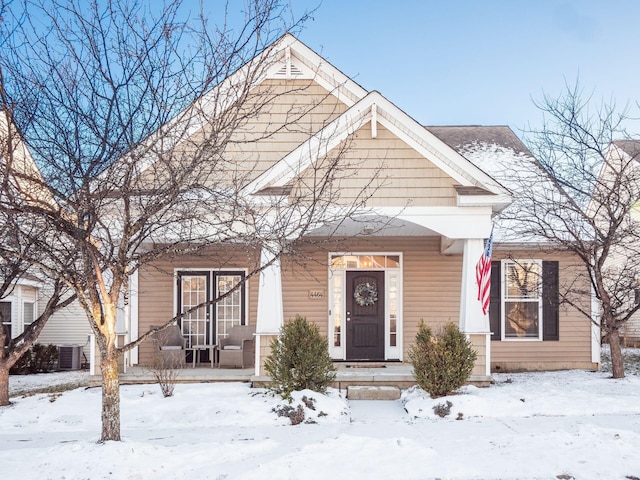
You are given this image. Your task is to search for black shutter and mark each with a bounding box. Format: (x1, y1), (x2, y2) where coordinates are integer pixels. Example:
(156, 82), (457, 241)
(542, 261), (559, 341)
(489, 261), (501, 341)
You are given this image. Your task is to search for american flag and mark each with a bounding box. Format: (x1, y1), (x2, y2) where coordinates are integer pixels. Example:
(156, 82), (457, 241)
(476, 227), (494, 315)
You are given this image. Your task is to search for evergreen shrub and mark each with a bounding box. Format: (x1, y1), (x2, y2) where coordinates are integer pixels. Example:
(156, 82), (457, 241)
(409, 321), (477, 398)
(264, 315), (336, 400)
(30, 344), (59, 373)
(10, 344), (59, 374)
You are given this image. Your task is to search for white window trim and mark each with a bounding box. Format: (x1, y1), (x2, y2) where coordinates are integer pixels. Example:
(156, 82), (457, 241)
(501, 259), (543, 341)
(328, 252), (403, 360)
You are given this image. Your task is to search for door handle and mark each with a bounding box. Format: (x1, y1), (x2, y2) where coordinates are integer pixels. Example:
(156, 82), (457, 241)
(346, 311), (351, 322)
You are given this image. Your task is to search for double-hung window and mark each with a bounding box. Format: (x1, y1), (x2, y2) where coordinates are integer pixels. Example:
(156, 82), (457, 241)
(503, 260), (542, 339)
(489, 259), (559, 341)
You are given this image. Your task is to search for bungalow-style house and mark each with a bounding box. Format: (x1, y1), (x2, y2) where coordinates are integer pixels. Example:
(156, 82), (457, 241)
(108, 33), (599, 380)
(0, 113), (90, 369)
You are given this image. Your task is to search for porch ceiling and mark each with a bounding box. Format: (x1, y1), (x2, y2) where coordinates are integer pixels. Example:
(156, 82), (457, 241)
(306, 215), (440, 237)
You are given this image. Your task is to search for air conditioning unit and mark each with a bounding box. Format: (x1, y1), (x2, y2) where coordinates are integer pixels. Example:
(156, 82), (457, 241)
(58, 345), (82, 370)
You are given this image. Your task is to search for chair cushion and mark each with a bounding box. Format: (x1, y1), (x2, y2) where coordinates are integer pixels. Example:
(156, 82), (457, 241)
(222, 345), (241, 350)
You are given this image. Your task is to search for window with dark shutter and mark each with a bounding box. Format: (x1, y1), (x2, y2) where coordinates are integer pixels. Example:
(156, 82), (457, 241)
(497, 259), (560, 342)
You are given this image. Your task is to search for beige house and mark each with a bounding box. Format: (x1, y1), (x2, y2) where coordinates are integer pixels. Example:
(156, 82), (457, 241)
(118, 34), (599, 379)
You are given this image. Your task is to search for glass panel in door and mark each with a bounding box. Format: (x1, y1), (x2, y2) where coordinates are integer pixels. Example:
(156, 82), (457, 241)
(215, 273), (244, 344)
(179, 273), (210, 348)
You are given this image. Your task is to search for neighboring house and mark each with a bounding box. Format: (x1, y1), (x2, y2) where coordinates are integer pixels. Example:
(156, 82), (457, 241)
(0, 113), (91, 368)
(111, 34), (599, 378)
(602, 140), (640, 347)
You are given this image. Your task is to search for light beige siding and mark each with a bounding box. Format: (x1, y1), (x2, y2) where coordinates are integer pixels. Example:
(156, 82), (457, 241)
(136, 239), (596, 373)
(295, 124), (459, 208)
(138, 79), (349, 188)
(469, 334), (488, 376)
(491, 250), (596, 371)
(136, 246), (260, 366)
(278, 236), (462, 360)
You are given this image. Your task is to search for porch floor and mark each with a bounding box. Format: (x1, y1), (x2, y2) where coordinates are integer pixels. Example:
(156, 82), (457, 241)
(90, 363), (491, 388)
(89, 365), (255, 387)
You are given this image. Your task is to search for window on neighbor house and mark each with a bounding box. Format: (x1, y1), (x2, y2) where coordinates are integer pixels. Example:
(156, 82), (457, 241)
(489, 260), (559, 341)
(0, 301), (11, 345)
(23, 302), (35, 329)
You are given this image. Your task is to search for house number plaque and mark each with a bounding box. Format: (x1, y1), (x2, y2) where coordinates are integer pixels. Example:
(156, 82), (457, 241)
(308, 290), (325, 300)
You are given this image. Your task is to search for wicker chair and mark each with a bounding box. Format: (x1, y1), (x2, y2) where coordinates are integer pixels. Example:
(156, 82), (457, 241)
(150, 324), (186, 368)
(218, 325), (255, 368)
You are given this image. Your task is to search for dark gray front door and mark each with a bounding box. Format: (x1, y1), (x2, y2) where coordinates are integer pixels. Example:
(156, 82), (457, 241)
(346, 271), (385, 361)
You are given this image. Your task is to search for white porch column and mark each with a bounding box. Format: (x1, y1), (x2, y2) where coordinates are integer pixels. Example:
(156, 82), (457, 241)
(255, 245), (284, 375)
(460, 238), (492, 379)
(459, 238), (489, 333)
(129, 269), (139, 365)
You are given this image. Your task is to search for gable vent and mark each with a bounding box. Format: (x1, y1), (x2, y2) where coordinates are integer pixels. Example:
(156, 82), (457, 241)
(58, 345), (82, 370)
(274, 62), (304, 78)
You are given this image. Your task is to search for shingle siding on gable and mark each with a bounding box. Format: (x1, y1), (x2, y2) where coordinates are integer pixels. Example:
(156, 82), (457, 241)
(295, 123), (459, 208)
(223, 79), (348, 179)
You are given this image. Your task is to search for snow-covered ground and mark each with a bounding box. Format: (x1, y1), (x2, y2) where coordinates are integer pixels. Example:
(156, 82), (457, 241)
(2, 352), (640, 480)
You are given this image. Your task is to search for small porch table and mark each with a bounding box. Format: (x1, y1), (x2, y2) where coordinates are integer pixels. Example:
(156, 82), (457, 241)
(189, 344), (217, 368)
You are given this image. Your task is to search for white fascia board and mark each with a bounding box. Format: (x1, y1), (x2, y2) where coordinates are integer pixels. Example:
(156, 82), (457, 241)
(2, 277), (44, 288)
(457, 192), (512, 210)
(372, 205), (494, 239)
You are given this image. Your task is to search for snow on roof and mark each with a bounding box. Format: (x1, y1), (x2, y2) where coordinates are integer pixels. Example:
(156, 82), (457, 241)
(426, 126), (554, 244)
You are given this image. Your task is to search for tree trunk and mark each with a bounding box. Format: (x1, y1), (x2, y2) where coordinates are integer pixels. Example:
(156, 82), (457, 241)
(608, 328), (625, 379)
(100, 349), (121, 442)
(0, 365), (9, 406)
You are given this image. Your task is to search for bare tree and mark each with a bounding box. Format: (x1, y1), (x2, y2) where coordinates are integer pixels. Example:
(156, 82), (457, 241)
(0, 105), (77, 405)
(0, 0), (377, 441)
(509, 82), (640, 378)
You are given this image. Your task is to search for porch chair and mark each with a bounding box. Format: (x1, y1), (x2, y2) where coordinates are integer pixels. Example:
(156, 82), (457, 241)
(218, 325), (256, 368)
(150, 324), (186, 368)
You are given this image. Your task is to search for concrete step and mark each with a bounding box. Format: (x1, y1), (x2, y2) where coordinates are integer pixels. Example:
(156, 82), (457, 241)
(347, 385), (401, 400)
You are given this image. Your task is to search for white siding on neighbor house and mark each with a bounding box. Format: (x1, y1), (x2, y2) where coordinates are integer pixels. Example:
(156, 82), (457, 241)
(602, 236), (640, 344)
(37, 293), (91, 363)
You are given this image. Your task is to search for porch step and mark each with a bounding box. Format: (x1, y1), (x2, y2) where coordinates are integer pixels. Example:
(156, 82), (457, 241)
(347, 385), (401, 400)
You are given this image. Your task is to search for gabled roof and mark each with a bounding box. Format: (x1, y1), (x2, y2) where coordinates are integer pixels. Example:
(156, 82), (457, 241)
(612, 140), (640, 159)
(132, 33), (369, 178)
(0, 112), (55, 208)
(245, 91), (512, 205)
(426, 125), (532, 157)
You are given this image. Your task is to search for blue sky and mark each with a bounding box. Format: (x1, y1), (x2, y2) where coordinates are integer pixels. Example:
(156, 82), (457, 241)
(274, 0), (640, 136)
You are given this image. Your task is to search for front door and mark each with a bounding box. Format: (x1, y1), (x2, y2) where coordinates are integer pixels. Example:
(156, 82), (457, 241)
(346, 271), (385, 361)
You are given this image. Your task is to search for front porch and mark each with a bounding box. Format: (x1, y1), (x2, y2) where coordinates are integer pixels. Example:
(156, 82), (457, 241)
(93, 362), (492, 389)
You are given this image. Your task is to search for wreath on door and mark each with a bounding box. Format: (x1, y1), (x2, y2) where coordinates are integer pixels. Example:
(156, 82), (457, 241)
(354, 282), (378, 307)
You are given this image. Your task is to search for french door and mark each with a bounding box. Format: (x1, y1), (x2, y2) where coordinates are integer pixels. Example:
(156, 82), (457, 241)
(177, 270), (246, 362)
